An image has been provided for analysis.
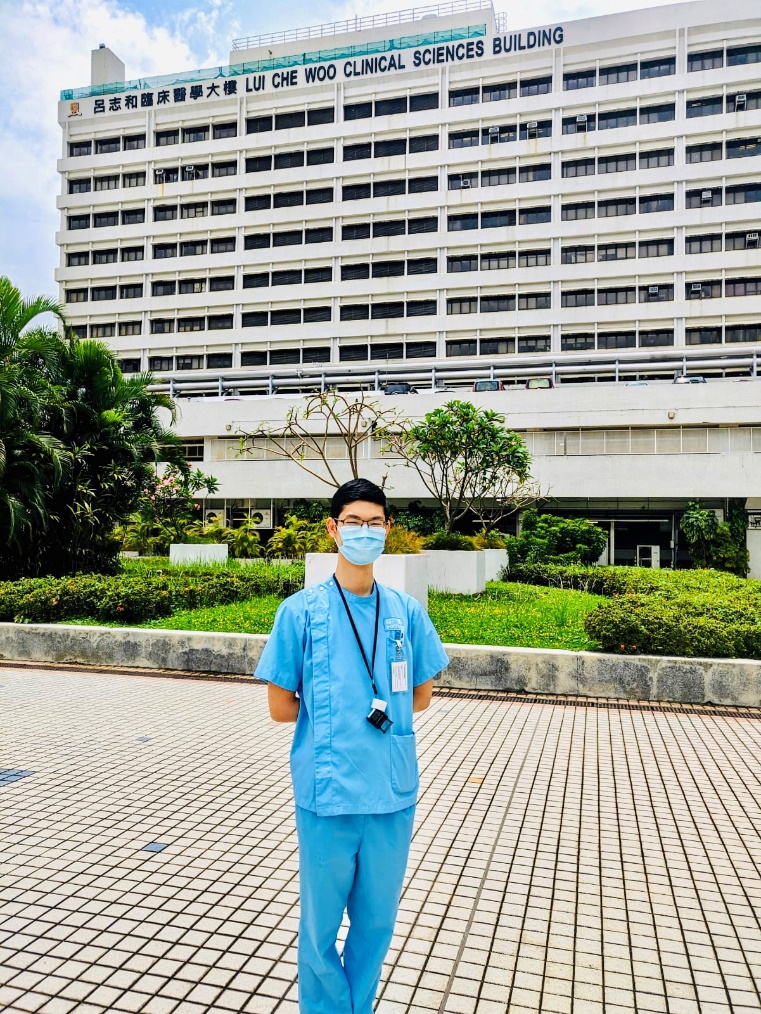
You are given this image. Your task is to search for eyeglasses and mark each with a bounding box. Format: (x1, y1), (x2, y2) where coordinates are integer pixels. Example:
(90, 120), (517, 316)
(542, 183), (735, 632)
(334, 518), (388, 530)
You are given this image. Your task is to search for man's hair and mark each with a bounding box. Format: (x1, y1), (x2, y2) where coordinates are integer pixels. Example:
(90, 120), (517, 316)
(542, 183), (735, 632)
(331, 479), (389, 520)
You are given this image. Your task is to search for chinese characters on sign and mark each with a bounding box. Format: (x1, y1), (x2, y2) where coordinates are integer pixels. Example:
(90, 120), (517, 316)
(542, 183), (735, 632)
(93, 79), (238, 114)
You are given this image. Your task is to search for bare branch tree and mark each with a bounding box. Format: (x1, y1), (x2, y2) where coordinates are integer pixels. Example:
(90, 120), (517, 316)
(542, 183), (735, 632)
(236, 390), (405, 490)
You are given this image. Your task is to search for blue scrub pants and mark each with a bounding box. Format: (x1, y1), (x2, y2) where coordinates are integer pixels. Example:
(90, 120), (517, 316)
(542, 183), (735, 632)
(294, 804), (415, 1014)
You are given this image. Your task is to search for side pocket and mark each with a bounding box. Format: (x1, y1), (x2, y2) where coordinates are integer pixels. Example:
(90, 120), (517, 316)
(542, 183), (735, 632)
(390, 733), (418, 794)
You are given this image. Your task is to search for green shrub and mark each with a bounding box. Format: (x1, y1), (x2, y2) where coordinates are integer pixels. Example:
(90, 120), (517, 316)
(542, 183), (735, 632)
(471, 528), (507, 549)
(422, 531), (476, 551)
(504, 510), (609, 566)
(0, 563), (304, 625)
(384, 526), (424, 554)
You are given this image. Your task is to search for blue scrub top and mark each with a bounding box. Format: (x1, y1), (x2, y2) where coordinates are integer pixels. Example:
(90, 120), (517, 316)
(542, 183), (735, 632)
(255, 578), (449, 816)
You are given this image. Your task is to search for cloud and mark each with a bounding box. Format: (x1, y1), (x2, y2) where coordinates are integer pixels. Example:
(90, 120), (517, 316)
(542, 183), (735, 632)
(0, 0), (228, 296)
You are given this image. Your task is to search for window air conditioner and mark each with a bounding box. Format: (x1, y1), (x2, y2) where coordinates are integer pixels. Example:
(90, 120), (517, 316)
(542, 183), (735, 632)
(735, 93), (747, 109)
(691, 282), (704, 293)
(488, 125), (500, 133)
(461, 178), (471, 188)
(526, 120), (538, 129)
(576, 114), (587, 122)
(204, 509), (227, 525)
(648, 285), (659, 295)
(155, 167), (165, 176)
(746, 232), (759, 247)
(186, 165), (195, 173)
(701, 190), (712, 202)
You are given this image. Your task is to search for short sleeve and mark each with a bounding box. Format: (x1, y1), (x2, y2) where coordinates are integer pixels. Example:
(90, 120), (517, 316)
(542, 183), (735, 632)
(255, 596), (306, 692)
(409, 600), (450, 686)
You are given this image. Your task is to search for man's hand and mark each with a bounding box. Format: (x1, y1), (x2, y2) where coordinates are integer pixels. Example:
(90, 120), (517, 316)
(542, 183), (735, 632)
(268, 683), (300, 722)
(413, 679), (434, 713)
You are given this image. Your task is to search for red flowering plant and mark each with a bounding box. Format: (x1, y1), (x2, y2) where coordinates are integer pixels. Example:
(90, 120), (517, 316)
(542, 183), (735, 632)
(122, 465), (219, 555)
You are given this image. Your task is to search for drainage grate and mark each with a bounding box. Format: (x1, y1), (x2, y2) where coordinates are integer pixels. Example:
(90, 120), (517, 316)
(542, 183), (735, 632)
(0, 769), (34, 785)
(432, 688), (761, 719)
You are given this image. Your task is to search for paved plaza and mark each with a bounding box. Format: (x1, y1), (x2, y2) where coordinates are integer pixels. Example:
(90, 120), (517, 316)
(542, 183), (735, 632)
(2, 665), (761, 1014)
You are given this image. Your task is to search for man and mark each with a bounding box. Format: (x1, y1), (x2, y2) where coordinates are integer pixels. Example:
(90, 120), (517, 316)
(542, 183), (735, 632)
(255, 478), (449, 1014)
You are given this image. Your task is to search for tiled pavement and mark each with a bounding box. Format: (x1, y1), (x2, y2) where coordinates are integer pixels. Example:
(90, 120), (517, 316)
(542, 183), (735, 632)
(2, 666), (761, 1014)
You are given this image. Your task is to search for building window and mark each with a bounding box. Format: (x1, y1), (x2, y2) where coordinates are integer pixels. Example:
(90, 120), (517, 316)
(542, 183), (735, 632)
(561, 333), (595, 351)
(519, 206), (551, 225)
(448, 255), (479, 272)
(344, 102), (372, 120)
(304, 306), (331, 322)
(95, 137), (120, 154)
(67, 251), (90, 266)
(273, 230), (303, 247)
(120, 357), (142, 372)
(371, 302), (405, 319)
(639, 193), (674, 213)
(92, 249), (118, 264)
(246, 156), (272, 174)
(245, 194), (271, 212)
(179, 279), (206, 293)
(449, 130), (480, 149)
(208, 314), (234, 329)
(243, 272), (269, 287)
(686, 187), (722, 209)
(274, 111), (305, 131)
(598, 153), (636, 174)
(599, 62), (637, 84)
(374, 179), (406, 197)
(212, 122), (237, 140)
(242, 312), (268, 327)
(639, 283), (674, 302)
(598, 286), (635, 305)
(562, 201), (595, 221)
(343, 183), (371, 201)
(639, 103), (675, 124)
(518, 292), (550, 310)
(726, 183), (761, 205)
(409, 175), (438, 193)
(598, 242), (635, 261)
(94, 174), (119, 191)
(375, 97), (406, 116)
(183, 126), (209, 143)
(562, 158), (595, 178)
(563, 69), (596, 90)
(688, 49), (724, 72)
(150, 319), (174, 334)
(639, 238), (674, 257)
(211, 200), (236, 216)
(446, 340), (477, 357)
(156, 129), (179, 146)
(274, 190), (303, 209)
(519, 120), (551, 139)
(241, 351), (267, 365)
(120, 208), (146, 230)
(598, 197), (637, 217)
(373, 260), (404, 278)
(154, 205), (178, 222)
(597, 331), (636, 349)
(686, 142), (723, 164)
(181, 202), (207, 219)
(152, 280), (176, 296)
(244, 234), (271, 250)
(93, 212), (118, 228)
(209, 276), (234, 292)
(727, 44), (761, 66)
(68, 178), (91, 194)
(177, 317), (205, 332)
(449, 87), (480, 106)
(521, 75), (552, 96)
(640, 148), (674, 169)
(561, 245), (595, 264)
(121, 246), (144, 261)
(344, 143), (372, 161)
(482, 168), (515, 186)
(212, 161), (237, 178)
(341, 263), (370, 280)
(155, 167), (179, 184)
(639, 329), (674, 347)
(65, 288), (88, 303)
(69, 141), (92, 157)
(153, 243), (177, 259)
(562, 113), (596, 134)
(727, 230), (761, 251)
(481, 295), (514, 313)
(275, 151), (305, 169)
(446, 297), (478, 314)
(482, 210), (514, 229)
(726, 138), (761, 159)
(206, 353), (232, 371)
(407, 257), (437, 274)
(448, 213), (479, 231)
(519, 249), (550, 267)
(339, 345), (368, 362)
(210, 237), (235, 253)
(410, 92), (439, 111)
(181, 240), (208, 256)
(725, 277), (761, 297)
(407, 340), (437, 357)
(480, 338), (514, 355)
(640, 56), (675, 78)
(270, 347), (301, 364)
(340, 304), (370, 321)
(686, 233), (722, 254)
(519, 336), (550, 353)
(374, 138), (406, 158)
(185, 165), (209, 180)
(406, 300), (436, 316)
(342, 223), (371, 240)
(686, 327), (722, 345)
(687, 96), (724, 118)
(726, 325), (761, 343)
(149, 356), (174, 371)
(306, 187), (333, 205)
(598, 108), (637, 130)
(482, 124), (517, 144)
(68, 325), (88, 338)
(273, 269), (302, 286)
(561, 289), (595, 307)
(482, 81), (517, 101)
(303, 347), (331, 363)
(247, 115), (273, 134)
(519, 163), (551, 183)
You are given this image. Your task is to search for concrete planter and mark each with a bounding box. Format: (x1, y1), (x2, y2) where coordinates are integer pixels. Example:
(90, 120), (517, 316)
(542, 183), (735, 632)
(170, 543), (228, 565)
(482, 548), (508, 582)
(424, 550), (486, 594)
(305, 553), (429, 610)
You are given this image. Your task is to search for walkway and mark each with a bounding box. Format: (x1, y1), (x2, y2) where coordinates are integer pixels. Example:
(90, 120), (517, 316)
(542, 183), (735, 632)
(2, 666), (761, 1014)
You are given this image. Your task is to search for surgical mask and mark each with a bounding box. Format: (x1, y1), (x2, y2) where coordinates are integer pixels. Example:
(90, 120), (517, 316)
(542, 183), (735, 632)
(337, 525), (387, 565)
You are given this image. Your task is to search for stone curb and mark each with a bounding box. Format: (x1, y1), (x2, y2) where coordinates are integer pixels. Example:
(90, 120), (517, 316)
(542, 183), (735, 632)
(0, 622), (759, 706)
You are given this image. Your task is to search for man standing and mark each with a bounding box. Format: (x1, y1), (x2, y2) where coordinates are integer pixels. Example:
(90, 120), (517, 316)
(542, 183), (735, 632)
(255, 478), (449, 1014)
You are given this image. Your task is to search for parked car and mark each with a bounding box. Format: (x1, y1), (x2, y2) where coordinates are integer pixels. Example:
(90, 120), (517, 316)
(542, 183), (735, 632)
(472, 379), (505, 392)
(673, 375), (707, 384)
(525, 377), (555, 389)
(383, 382), (418, 395)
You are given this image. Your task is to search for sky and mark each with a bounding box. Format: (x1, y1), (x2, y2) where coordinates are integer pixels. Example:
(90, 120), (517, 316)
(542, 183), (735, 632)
(0, 0), (679, 301)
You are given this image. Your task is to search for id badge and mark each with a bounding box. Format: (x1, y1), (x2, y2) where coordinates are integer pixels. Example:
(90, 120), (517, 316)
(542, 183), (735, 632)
(391, 660), (408, 693)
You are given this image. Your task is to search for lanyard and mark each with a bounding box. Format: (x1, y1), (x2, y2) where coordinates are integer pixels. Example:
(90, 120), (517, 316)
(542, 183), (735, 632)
(334, 576), (380, 697)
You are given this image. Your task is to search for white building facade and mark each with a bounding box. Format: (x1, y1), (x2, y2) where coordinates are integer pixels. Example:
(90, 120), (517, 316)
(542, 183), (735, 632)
(55, 0), (761, 571)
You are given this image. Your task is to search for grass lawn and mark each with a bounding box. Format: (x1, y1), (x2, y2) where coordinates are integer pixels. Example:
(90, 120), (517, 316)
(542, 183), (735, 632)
(137, 582), (605, 651)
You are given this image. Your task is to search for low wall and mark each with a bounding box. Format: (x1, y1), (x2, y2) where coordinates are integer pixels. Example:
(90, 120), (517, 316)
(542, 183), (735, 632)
(0, 623), (759, 706)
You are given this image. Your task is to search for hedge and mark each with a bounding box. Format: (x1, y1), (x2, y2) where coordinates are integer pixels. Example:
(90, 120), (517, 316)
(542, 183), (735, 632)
(0, 563), (304, 625)
(505, 563), (761, 659)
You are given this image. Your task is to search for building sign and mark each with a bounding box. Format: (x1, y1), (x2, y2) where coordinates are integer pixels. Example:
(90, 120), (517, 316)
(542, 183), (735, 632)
(77, 24), (565, 115)
(748, 513), (761, 530)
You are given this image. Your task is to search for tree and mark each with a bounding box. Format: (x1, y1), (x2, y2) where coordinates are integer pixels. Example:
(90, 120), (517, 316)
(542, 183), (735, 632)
(380, 400), (536, 532)
(125, 464), (220, 556)
(680, 501), (748, 576)
(238, 390), (403, 490)
(506, 509), (609, 566)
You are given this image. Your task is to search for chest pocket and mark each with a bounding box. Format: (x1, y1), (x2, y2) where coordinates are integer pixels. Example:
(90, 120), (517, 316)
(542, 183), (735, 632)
(385, 627), (409, 694)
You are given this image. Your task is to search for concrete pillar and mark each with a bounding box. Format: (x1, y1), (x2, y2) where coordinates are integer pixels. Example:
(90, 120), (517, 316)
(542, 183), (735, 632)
(91, 45), (125, 87)
(746, 498), (761, 579)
